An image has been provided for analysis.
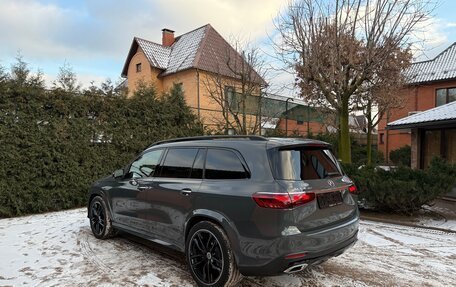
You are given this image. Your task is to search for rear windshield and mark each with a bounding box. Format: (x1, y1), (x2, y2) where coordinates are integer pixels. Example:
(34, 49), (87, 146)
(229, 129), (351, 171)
(270, 146), (342, 180)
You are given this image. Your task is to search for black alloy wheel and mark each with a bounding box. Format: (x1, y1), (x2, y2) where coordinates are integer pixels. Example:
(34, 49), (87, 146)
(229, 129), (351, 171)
(189, 229), (224, 284)
(186, 221), (242, 287)
(90, 201), (106, 236)
(89, 196), (116, 239)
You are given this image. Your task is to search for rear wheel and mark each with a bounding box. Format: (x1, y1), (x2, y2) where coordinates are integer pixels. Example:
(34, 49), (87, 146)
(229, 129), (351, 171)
(89, 196), (116, 239)
(186, 221), (242, 287)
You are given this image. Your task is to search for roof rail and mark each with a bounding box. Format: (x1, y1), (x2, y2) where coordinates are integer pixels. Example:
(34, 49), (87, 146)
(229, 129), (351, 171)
(148, 135), (268, 148)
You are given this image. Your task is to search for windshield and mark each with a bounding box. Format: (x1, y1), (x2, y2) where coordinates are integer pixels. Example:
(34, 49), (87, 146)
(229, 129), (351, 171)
(270, 146), (342, 180)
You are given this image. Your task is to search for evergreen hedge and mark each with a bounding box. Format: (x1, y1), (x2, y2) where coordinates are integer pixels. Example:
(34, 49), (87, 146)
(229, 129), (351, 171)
(344, 158), (456, 214)
(389, 145), (411, 166)
(0, 64), (203, 217)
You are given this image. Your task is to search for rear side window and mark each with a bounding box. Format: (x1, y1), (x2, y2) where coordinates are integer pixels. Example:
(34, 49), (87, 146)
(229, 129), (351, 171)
(205, 149), (249, 179)
(271, 147), (342, 180)
(158, 148), (199, 178)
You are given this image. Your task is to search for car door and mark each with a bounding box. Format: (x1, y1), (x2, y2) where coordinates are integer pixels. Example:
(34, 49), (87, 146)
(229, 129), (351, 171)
(110, 148), (164, 236)
(136, 147), (204, 247)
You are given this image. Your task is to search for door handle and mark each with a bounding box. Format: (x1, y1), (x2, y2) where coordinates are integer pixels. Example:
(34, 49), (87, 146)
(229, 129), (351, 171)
(138, 186), (149, 191)
(180, 188), (192, 196)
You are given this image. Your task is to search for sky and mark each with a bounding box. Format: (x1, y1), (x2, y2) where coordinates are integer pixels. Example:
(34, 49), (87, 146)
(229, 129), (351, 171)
(0, 0), (455, 95)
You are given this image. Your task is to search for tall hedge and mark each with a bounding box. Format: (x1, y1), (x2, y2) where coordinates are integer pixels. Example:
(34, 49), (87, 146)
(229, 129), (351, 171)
(344, 158), (456, 214)
(0, 66), (203, 217)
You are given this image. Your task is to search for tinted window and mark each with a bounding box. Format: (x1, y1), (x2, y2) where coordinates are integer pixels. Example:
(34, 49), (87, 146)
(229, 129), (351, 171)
(190, 149), (206, 179)
(205, 149), (249, 179)
(271, 147), (342, 180)
(159, 148), (199, 178)
(128, 149), (163, 178)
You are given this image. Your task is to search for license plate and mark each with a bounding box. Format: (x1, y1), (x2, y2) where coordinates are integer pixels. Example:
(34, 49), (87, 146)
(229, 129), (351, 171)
(317, 191), (343, 209)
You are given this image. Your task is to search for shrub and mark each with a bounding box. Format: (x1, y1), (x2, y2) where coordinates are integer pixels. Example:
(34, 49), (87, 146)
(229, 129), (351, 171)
(389, 145), (411, 166)
(344, 158), (456, 214)
(0, 75), (203, 217)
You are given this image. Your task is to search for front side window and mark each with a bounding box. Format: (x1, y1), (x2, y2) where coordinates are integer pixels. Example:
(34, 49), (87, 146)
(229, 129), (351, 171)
(436, 88), (456, 106)
(158, 148), (199, 178)
(205, 149), (249, 179)
(271, 147), (342, 180)
(128, 149), (163, 178)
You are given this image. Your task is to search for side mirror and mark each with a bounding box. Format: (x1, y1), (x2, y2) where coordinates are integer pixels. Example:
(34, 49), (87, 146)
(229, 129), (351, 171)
(112, 169), (124, 179)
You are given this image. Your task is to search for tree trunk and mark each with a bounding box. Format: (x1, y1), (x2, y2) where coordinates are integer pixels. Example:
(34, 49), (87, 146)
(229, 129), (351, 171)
(242, 94), (247, 135)
(338, 98), (351, 163)
(366, 99), (373, 165)
(366, 125), (373, 165)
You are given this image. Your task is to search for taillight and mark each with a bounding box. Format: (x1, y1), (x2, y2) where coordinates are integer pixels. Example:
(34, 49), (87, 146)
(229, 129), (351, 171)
(348, 185), (357, 194)
(289, 192), (315, 206)
(252, 192), (315, 209)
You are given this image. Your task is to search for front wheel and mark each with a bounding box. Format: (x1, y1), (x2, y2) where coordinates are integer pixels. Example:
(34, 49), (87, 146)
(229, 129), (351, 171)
(186, 221), (242, 287)
(89, 196), (116, 239)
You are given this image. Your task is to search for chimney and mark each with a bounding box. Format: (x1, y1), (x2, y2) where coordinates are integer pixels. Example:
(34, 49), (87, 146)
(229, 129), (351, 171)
(162, 28), (175, 47)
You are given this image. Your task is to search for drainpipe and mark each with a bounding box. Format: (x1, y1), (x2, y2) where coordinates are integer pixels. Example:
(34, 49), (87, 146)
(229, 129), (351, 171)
(196, 69), (201, 120)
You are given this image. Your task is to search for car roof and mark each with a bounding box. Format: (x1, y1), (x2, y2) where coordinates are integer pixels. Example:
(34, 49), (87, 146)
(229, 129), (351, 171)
(145, 136), (330, 151)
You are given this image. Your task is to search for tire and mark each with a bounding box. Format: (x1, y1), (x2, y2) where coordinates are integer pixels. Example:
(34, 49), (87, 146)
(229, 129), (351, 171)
(186, 221), (243, 287)
(89, 196), (116, 239)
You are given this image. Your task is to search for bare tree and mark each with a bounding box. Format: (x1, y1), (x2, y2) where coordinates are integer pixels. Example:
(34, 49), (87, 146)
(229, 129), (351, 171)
(360, 44), (411, 164)
(200, 39), (269, 135)
(274, 0), (433, 163)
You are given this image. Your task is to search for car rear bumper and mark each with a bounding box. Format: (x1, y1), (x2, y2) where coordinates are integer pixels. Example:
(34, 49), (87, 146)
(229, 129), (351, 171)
(236, 215), (359, 276)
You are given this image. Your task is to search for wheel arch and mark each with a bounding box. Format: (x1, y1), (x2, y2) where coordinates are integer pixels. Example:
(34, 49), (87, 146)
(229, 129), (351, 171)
(184, 210), (241, 264)
(87, 190), (110, 218)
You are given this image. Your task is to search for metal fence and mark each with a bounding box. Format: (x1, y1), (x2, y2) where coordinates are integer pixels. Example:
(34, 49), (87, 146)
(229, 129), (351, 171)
(229, 92), (325, 123)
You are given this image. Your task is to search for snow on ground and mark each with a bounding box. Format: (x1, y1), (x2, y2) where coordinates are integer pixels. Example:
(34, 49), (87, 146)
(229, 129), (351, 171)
(421, 200), (456, 231)
(0, 208), (455, 287)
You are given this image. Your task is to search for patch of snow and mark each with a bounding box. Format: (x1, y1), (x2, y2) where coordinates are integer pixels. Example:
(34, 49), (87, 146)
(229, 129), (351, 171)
(0, 210), (455, 286)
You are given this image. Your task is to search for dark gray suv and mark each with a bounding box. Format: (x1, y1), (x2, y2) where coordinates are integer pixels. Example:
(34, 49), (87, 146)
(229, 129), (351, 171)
(88, 136), (359, 287)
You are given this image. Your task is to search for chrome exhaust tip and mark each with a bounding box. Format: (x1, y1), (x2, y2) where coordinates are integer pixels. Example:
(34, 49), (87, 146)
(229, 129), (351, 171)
(284, 263), (308, 274)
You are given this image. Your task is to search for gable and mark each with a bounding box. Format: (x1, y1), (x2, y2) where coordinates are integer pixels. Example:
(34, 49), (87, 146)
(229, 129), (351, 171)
(121, 24), (266, 86)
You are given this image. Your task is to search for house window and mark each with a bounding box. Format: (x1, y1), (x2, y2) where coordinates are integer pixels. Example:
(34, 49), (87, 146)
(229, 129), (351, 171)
(176, 82), (184, 92)
(435, 88), (456, 106)
(297, 115), (304, 125)
(136, 63), (142, 73)
(379, 133), (384, 144)
(225, 86), (235, 108)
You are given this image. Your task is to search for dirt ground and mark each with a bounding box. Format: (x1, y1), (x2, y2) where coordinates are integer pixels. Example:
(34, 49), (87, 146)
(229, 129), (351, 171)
(0, 208), (455, 287)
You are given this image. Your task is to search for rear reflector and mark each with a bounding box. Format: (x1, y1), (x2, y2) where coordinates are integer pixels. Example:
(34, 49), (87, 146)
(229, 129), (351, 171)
(253, 192), (315, 209)
(285, 252), (307, 260)
(348, 185), (357, 194)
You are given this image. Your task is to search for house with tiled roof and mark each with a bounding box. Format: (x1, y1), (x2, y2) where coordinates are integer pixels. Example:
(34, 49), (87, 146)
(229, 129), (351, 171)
(378, 42), (456, 168)
(121, 24), (266, 132)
